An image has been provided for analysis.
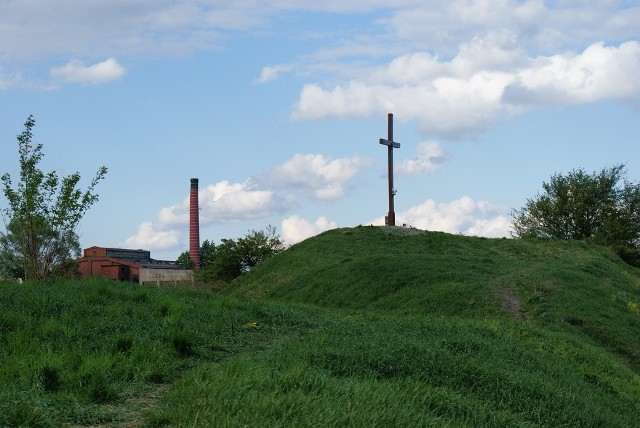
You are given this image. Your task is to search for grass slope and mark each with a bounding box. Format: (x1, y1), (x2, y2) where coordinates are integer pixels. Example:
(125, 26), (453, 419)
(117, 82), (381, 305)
(2, 226), (640, 426)
(228, 226), (640, 370)
(0, 278), (320, 426)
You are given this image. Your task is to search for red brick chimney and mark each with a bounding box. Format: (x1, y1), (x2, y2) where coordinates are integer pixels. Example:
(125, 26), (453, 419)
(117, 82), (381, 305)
(189, 178), (201, 271)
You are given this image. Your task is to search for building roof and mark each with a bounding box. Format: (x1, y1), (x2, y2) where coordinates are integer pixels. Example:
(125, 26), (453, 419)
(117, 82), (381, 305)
(80, 246), (184, 270)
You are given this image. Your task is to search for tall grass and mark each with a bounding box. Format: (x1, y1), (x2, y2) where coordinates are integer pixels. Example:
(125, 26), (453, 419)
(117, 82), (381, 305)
(150, 313), (640, 427)
(229, 226), (640, 370)
(0, 278), (319, 426)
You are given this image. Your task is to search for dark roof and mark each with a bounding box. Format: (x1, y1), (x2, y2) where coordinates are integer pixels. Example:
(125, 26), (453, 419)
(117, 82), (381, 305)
(138, 259), (183, 270)
(102, 247), (183, 270)
(105, 248), (151, 262)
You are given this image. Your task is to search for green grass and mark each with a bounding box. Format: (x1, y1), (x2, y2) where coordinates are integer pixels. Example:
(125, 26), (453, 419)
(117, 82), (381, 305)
(2, 226), (640, 426)
(152, 315), (640, 427)
(0, 278), (319, 426)
(228, 226), (640, 370)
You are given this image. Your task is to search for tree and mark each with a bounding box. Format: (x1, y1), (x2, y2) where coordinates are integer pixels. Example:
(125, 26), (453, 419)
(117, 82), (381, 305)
(511, 165), (640, 266)
(236, 225), (286, 271)
(0, 115), (108, 280)
(176, 239), (217, 270)
(176, 251), (195, 270)
(199, 239), (217, 268)
(202, 238), (243, 283)
(199, 226), (286, 284)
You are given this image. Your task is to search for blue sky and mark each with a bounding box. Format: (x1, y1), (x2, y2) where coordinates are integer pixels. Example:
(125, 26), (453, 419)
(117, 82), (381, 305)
(1, 1), (639, 260)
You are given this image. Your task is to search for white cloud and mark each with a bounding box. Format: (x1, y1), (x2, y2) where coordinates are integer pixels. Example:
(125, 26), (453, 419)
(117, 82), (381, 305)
(123, 221), (182, 251)
(3, 2), (640, 105)
(124, 179), (295, 252)
(50, 58), (125, 84)
(253, 153), (373, 200)
(200, 181), (294, 223)
(291, 32), (527, 137)
(398, 141), (450, 176)
(371, 196), (511, 238)
(122, 151), (371, 254)
(504, 41), (640, 106)
(293, 40), (640, 138)
(158, 180), (294, 227)
(254, 64), (292, 84)
(281, 215), (338, 244)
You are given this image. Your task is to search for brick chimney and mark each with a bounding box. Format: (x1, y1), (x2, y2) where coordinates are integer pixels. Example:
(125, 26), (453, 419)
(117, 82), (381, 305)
(189, 178), (201, 271)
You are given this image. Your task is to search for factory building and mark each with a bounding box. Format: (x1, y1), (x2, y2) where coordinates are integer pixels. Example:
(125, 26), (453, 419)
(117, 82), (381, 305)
(77, 178), (202, 286)
(77, 246), (193, 285)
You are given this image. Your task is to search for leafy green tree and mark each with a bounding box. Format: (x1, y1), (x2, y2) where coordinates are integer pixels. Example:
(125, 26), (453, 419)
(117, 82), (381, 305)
(199, 226), (286, 284)
(176, 239), (217, 270)
(237, 225), (286, 270)
(201, 238), (243, 283)
(0, 115), (107, 280)
(176, 251), (195, 270)
(511, 165), (640, 266)
(200, 239), (217, 268)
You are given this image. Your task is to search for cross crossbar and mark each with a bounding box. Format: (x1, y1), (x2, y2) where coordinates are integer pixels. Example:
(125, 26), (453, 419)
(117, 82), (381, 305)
(379, 138), (400, 148)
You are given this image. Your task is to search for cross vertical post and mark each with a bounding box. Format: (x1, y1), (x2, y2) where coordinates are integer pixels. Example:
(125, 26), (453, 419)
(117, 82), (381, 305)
(379, 113), (400, 226)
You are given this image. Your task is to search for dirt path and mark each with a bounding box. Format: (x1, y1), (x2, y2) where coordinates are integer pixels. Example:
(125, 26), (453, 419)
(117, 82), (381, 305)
(497, 287), (531, 322)
(79, 384), (169, 428)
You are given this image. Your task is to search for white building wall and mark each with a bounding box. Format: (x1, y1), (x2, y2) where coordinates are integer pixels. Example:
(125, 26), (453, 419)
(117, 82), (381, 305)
(139, 268), (194, 286)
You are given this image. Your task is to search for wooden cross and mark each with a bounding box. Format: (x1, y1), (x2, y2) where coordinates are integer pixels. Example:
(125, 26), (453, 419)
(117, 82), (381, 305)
(379, 113), (400, 226)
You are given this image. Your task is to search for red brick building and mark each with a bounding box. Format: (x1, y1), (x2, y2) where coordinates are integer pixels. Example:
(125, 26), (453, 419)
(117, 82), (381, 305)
(77, 247), (187, 283)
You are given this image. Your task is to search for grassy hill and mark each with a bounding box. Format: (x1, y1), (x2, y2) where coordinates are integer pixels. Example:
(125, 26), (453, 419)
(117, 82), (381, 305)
(2, 226), (640, 426)
(228, 226), (640, 368)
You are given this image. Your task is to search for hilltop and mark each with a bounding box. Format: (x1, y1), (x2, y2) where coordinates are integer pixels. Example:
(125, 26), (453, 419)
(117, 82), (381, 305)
(228, 226), (640, 366)
(2, 226), (640, 426)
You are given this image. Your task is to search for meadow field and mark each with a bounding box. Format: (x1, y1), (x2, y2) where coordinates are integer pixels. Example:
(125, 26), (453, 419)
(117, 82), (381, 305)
(2, 226), (640, 426)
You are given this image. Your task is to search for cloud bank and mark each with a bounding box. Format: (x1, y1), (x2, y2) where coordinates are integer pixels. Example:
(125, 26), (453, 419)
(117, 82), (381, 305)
(4, 1), (637, 59)
(371, 196), (511, 238)
(157, 180), (295, 228)
(123, 149), (505, 251)
(3, 1), (639, 97)
(123, 153), (370, 251)
(281, 195), (511, 249)
(293, 40), (640, 138)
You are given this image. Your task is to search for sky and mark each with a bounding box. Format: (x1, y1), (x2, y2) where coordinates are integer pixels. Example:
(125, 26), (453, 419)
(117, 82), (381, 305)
(1, 0), (639, 261)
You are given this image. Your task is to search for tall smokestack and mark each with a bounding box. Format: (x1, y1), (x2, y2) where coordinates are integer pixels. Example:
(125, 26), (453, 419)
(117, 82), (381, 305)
(189, 178), (201, 271)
